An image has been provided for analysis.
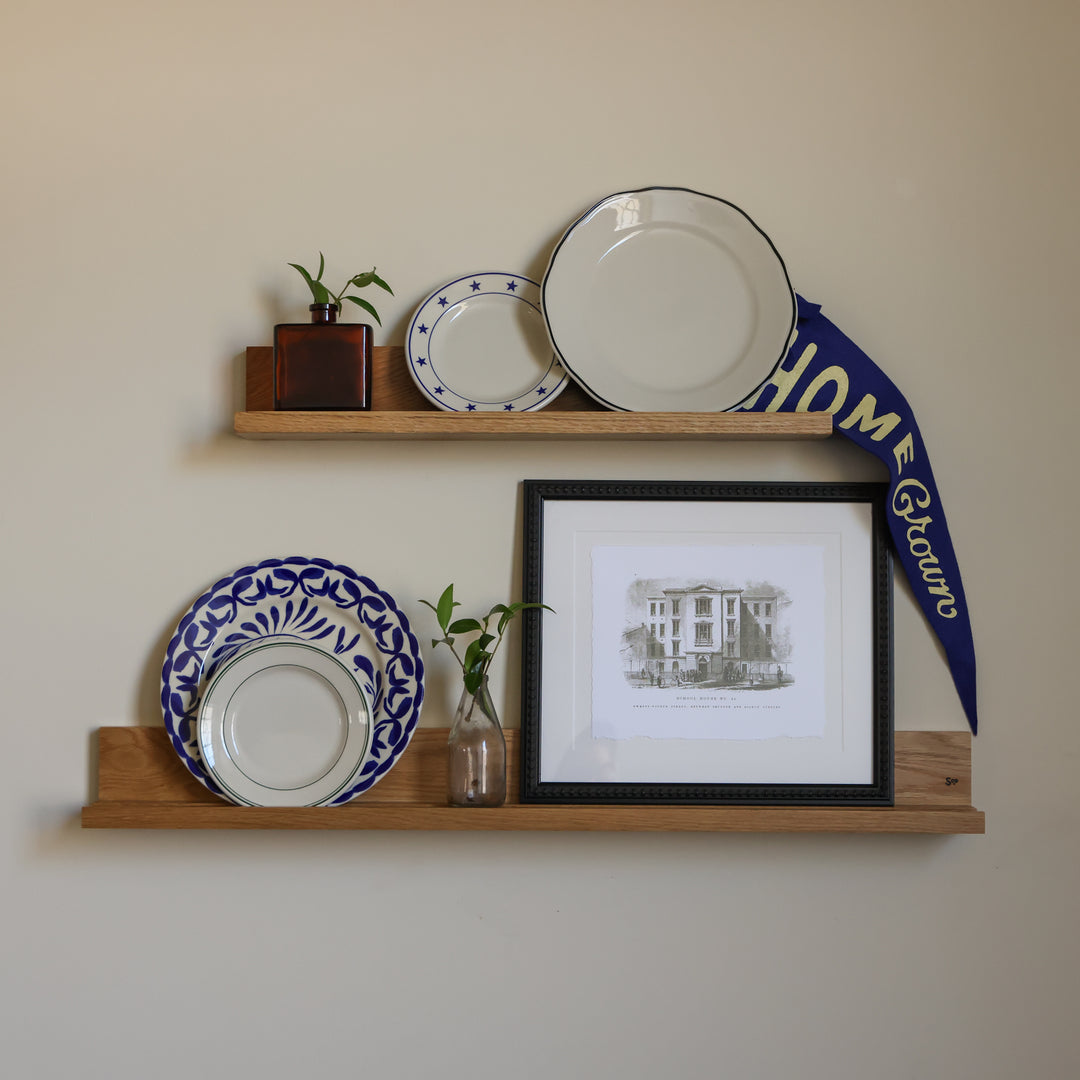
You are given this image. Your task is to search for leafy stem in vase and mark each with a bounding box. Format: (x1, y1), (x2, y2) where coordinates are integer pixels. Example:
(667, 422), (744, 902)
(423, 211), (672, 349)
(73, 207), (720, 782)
(288, 251), (393, 325)
(419, 583), (553, 697)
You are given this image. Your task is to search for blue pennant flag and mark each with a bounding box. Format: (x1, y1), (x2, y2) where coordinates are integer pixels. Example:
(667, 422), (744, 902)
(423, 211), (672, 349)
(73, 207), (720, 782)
(738, 296), (978, 734)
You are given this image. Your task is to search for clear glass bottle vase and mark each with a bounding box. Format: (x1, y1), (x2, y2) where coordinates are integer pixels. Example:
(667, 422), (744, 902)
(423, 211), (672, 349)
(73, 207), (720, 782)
(447, 676), (506, 807)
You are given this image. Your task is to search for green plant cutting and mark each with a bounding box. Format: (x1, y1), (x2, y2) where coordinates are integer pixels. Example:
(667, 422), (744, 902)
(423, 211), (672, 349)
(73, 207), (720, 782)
(288, 252), (393, 325)
(419, 584), (553, 695)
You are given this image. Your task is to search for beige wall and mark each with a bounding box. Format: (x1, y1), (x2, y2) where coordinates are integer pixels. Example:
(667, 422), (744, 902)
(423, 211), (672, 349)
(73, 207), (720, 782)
(3, 1), (1077, 1076)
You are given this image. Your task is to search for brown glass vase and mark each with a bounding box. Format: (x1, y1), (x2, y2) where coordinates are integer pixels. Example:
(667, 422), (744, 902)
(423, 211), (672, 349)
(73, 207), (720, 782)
(274, 304), (372, 410)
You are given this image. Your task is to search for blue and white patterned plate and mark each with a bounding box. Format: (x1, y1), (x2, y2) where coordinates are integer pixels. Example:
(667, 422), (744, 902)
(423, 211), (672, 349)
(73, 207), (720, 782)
(160, 557), (424, 805)
(405, 272), (569, 412)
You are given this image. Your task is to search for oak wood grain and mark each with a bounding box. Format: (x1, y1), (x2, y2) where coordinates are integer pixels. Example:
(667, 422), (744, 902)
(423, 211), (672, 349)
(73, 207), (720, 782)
(81, 801), (985, 833)
(95, 727), (518, 806)
(239, 346), (833, 439)
(246, 345), (598, 413)
(893, 731), (973, 806)
(83, 728), (983, 832)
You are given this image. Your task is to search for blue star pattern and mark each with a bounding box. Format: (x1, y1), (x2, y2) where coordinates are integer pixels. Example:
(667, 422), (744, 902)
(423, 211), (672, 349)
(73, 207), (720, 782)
(406, 272), (569, 412)
(161, 557), (424, 805)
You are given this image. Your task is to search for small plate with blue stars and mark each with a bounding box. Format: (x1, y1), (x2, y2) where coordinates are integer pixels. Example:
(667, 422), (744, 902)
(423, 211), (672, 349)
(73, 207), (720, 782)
(405, 272), (569, 412)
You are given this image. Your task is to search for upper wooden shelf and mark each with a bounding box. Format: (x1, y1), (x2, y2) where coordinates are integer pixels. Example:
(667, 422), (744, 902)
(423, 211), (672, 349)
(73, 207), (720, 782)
(82, 727), (984, 834)
(235, 347), (833, 440)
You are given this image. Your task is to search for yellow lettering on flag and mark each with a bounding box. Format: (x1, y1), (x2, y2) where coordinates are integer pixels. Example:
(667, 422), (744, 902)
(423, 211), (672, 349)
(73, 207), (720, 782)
(739, 340), (817, 411)
(796, 366), (849, 413)
(893, 432), (915, 472)
(837, 393), (901, 441)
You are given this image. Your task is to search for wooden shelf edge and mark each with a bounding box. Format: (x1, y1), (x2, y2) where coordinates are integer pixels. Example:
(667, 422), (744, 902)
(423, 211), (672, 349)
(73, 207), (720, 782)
(82, 727), (981, 834)
(239, 348), (832, 440)
(81, 801), (985, 834)
(233, 410), (834, 441)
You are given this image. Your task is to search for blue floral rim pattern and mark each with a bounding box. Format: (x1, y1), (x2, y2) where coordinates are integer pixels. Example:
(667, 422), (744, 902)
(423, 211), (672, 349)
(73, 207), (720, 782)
(160, 557), (425, 804)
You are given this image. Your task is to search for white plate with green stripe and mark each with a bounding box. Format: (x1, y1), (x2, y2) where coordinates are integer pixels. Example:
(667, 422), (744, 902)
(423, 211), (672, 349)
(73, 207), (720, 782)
(197, 640), (372, 807)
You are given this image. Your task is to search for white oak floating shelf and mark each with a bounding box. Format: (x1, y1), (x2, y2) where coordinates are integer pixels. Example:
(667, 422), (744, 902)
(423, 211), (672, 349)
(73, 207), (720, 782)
(82, 728), (985, 834)
(234, 346), (834, 440)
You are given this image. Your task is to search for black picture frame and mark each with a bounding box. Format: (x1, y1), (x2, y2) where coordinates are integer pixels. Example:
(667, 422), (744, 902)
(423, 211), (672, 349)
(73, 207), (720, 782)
(520, 481), (893, 805)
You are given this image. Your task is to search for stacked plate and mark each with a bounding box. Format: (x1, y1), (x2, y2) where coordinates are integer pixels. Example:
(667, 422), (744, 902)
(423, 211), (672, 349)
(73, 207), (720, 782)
(197, 640), (373, 807)
(161, 557), (424, 807)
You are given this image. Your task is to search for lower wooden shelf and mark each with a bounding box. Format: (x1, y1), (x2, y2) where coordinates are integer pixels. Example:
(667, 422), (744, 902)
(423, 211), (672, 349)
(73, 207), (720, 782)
(81, 801), (984, 833)
(81, 727), (984, 834)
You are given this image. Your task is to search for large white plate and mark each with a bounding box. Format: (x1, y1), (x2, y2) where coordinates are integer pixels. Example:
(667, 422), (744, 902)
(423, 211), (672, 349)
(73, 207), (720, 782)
(405, 272), (569, 411)
(198, 641), (373, 807)
(541, 187), (796, 411)
(161, 557), (424, 805)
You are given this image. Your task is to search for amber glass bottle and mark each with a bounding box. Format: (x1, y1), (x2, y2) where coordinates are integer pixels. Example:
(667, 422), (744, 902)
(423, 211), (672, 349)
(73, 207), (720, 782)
(274, 304), (372, 410)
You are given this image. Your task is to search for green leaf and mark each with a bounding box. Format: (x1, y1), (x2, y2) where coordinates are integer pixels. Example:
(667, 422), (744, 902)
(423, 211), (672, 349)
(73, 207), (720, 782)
(447, 618), (482, 634)
(497, 600), (554, 636)
(464, 670), (482, 695)
(463, 639), (483, 669)
(311, 280), (332, 305)
(316, 251), (325, 281)
(463, 643), (492, 679)
(344, 295), (382, 325)
(487, 603), (510, 619)
(350, 271), (375, 289)
(478, 633), (496, 651)
(288, 262), (315, 285)
(288, 262), (320, 305)
(370, 271), (394, 295)
(436, 584), (456, 632)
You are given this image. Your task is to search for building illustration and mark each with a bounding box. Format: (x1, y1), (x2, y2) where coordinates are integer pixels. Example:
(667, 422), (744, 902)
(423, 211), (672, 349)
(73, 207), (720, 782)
(621, 581), (792, 688)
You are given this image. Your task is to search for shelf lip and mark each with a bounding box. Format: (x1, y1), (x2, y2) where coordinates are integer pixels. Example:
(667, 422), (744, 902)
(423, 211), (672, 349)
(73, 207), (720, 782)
(81, 801), (985, 834)
(233, 410), (834, 441)
(84, 728), (981, 834)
